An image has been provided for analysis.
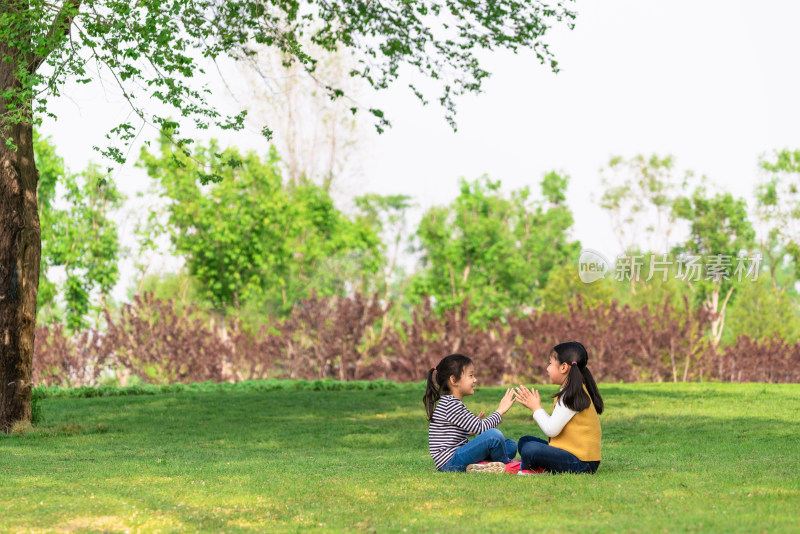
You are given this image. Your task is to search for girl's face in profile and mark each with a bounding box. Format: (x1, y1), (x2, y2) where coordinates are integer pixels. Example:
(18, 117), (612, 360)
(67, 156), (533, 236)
(547, 354), (568, 385)
(450, 364), (477, 399)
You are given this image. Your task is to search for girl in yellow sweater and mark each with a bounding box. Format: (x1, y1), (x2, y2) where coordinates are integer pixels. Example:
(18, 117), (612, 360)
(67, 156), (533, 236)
(514, 341), (604, 474)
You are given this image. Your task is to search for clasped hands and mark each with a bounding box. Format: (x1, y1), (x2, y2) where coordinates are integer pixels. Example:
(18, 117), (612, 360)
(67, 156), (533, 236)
(477, 385), (542, 420)
(511, 385), (542, 412)
(471, 386), (541, 435)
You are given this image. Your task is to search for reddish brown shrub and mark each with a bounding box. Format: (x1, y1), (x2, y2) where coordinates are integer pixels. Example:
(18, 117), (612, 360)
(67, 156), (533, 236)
(710, 335), (800, 383)
(33, 323), (107, 387)
(31, 292), (798, 387)
(374, 298), (514, 383)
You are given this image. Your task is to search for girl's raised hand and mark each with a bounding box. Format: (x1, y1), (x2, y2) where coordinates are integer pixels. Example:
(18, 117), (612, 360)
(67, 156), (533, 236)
(497, 388), (515, 415)
(514, 385), (542, 412)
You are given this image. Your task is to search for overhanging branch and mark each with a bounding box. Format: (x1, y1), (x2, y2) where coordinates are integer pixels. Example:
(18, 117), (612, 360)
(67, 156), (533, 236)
(29, 0), (83, 74)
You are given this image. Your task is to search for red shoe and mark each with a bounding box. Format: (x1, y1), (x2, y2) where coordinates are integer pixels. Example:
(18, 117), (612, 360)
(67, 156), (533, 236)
(504, 461), (521, 474)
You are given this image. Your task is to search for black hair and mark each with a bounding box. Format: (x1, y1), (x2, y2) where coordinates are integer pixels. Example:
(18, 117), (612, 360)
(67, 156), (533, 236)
(423, 354), (474, 421)
(551, 341), (604, 415)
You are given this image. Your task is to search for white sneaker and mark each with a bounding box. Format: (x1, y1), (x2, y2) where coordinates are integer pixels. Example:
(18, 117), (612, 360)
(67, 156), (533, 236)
(466, 462), (505, 473)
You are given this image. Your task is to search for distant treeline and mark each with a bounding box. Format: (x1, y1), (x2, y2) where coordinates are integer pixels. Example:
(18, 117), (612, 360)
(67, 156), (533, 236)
(34, 136), (800, 385)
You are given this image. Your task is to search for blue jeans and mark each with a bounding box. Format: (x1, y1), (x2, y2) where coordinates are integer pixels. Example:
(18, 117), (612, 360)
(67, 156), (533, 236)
(518, 436), (600, 474)
(440, 428), (517, 472)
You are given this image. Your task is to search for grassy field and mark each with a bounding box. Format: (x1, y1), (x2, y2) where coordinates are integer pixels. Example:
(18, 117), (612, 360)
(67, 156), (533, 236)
(2, 381), (799, 533)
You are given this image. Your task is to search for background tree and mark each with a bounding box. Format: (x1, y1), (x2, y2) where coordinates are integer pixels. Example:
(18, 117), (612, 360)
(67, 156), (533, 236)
(755, 149), (800, 290)
(238, 43), (365, 193)
(354, 194), (414, 296)
(607, 254), (693, 312)
(352, 193), (415, 335)
(35, 135), (122, 330)
(598, 154), (683, 294)
(32, 133), (64, 322)
(724, 276), (800, 345)
(130, 270), (207, 318)
(138, 134), (382, 321)
(1, 0), (577, 430)
(409, 172), (580, 325)
(540, 264), (614, 314)
(672, 187), (756, 348)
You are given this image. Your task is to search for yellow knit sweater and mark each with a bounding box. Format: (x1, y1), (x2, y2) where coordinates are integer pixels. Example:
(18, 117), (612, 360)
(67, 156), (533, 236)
(548, 385), (602, 461)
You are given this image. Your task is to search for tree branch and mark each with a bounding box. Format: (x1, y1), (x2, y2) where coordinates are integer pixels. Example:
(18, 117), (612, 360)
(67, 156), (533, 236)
(29, 0), (83, 74)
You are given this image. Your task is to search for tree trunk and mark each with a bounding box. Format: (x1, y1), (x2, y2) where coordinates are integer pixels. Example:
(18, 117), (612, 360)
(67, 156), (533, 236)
(0, 60), (40, 431)
(707, 285), (734, 350)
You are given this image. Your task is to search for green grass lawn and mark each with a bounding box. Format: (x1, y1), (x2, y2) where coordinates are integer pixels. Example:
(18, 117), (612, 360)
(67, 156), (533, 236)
(2, 381), (800, 533)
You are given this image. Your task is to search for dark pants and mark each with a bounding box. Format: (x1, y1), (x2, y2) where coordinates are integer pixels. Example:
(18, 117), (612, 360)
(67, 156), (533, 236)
(518, 435), (600, 474)
(440, 428), (517, 472)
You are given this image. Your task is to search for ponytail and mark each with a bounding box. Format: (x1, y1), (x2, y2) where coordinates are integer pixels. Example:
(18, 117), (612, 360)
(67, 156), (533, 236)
(552, 341), (604, 415)
(580, 365), (604, 415)
(423, 354), (473, 421)
(423, 367), (439, 421)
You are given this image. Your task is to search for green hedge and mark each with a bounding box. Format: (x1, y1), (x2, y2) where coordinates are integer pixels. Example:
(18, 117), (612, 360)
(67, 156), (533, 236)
(33, 378), (424, 399)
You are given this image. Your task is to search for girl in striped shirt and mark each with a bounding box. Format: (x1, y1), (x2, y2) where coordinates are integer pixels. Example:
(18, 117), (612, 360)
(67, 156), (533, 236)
(423, 353), (516, 472)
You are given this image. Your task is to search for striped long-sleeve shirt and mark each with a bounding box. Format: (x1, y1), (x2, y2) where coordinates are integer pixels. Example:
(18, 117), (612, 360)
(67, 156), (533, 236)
(428, 395), (503, 470)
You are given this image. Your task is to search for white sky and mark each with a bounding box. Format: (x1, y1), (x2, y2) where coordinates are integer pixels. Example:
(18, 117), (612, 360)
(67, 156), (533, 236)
(38, 0), (800, 303)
